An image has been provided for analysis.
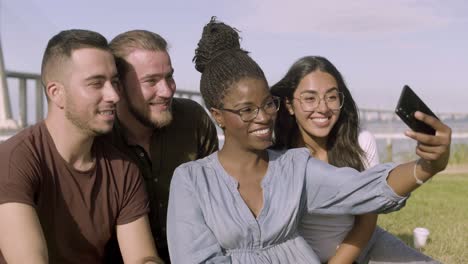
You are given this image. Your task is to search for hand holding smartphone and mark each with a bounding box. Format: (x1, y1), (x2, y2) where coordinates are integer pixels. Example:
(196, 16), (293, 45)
(393, 85), (451, 187)
(395, 85), (439, 135)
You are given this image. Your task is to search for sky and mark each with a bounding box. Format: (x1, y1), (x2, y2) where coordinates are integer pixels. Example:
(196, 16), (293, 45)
(1, 0), (467, 114)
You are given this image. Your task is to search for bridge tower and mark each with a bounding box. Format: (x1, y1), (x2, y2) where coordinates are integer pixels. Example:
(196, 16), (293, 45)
(0, 39), (19, 130)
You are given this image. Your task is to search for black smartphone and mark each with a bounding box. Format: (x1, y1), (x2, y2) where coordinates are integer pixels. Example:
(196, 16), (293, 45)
(395, 85), (439, 135)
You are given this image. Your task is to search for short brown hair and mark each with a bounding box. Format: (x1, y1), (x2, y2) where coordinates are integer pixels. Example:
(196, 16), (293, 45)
(109, 30), (168, 78)
(41, 29), (110, 88)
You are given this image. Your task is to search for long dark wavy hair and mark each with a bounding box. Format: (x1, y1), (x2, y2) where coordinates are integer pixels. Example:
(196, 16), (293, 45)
(271, 56), (365, 171)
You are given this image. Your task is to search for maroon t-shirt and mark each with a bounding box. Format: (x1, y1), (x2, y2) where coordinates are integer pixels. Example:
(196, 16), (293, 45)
(0, 122), (150, 263)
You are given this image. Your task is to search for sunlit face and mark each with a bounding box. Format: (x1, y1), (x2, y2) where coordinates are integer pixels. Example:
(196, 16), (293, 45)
(217, 78), (276, 151)
(287, 70), (341, 141)
(63, 48), (120, 136)
(121, 49), (176, 128)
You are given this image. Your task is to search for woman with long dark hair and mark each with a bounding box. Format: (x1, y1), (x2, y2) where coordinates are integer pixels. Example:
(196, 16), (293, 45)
(271, 56), (438, 263)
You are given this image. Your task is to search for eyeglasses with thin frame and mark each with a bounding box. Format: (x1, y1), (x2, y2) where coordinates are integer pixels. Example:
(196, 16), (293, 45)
(293, 91), (344, 112)
(218, 96), (281, 122)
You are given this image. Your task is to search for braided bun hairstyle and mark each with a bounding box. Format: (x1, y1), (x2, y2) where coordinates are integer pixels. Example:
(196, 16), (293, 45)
(193, 17), (266, 109)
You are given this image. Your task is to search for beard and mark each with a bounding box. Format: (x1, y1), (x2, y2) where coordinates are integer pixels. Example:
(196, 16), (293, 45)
(65, 99), (112, 136)
(127, 99), (173, 129)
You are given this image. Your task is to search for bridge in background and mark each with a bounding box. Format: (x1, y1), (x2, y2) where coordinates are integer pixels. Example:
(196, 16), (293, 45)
(1, 43), (468, 141)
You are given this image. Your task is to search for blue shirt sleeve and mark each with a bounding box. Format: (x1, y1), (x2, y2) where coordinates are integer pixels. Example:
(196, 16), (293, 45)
(303, 156), (409, 215)
(167, 166), (232, 264)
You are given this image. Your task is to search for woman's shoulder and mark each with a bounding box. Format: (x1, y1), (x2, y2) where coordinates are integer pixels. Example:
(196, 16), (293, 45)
(358, 129), (380, 168)
(268, 147), (314, 169)
(171, 152), (227, 190)
(269, 147), (310, 158)
(174, 152), (217, 175)
(358, 129), (377, 143)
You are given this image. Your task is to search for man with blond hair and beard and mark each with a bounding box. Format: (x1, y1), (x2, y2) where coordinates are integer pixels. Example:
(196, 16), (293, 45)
(104, 30), (219, 263)
(0, 29), (163, 264)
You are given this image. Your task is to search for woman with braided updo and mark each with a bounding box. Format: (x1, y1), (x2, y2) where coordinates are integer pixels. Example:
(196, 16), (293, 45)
(166, 17), (451, 264)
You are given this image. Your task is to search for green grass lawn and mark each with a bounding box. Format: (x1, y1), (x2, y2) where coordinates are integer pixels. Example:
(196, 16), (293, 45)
(378, 173), (468, 264)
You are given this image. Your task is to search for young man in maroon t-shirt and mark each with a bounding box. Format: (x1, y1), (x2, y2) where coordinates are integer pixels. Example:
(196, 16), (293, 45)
(0, 29), (163, 264)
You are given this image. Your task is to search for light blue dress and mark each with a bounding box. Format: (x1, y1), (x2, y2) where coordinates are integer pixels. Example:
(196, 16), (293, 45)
(167, 148), (408, 264)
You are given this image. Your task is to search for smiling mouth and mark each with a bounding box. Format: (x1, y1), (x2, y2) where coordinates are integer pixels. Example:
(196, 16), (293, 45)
(312, 117), (329, 122)
(149, 99), (171, 106)
(98, 110), (115, 116)
(250, 128), (271, 136)
(309, 116), (333, 127)
(149, 101), (171, 110)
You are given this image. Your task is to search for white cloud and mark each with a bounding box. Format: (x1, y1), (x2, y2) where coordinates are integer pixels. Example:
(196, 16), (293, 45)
(235, 0), (454, 36)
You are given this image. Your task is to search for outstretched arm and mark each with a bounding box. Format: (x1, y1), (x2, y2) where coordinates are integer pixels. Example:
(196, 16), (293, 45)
(305, 113), (451, 215)
(0, 203), (48, 264)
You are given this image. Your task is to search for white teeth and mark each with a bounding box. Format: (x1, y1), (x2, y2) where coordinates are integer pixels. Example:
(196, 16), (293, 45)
(313, 117), (328, 123)
(99, 110), (114, 115)
(251, 128), (270, 135)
